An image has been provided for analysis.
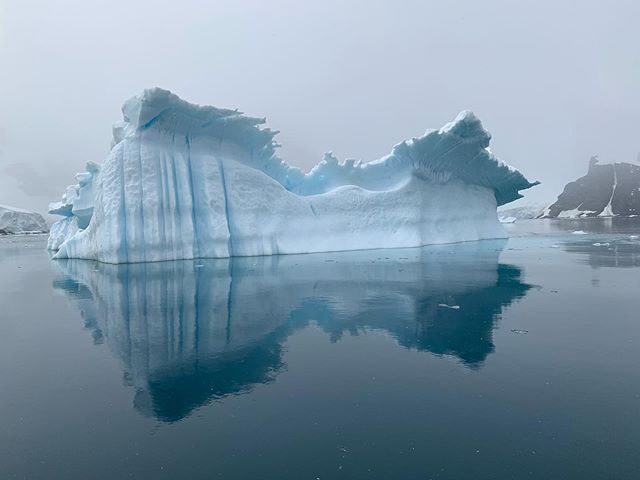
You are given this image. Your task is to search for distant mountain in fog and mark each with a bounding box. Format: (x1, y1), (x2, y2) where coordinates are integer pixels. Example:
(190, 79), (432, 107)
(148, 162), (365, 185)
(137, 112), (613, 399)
(0, 205), (48, 234)
(540, 157), (640, 218)
(497, 204), (546, 220)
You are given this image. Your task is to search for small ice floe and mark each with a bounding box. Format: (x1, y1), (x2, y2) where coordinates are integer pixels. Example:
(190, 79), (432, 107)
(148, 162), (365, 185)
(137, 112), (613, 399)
(510, 329), (529, 334)
(630, 235), (639, 240)
(194, 264), (204, 268)
(499, 216), (517, 224)
(438, 304), (460, 310)
(572, 230), (588, 235)
(592, 242), (610, 247)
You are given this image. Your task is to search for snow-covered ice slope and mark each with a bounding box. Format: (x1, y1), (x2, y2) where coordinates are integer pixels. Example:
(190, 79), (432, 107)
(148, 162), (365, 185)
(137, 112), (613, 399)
(0, 205), (48, 234)
(49, 88), (538, 263)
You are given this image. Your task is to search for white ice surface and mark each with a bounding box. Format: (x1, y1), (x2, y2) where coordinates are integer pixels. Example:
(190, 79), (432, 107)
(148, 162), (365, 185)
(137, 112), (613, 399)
(47, 216), (80, 251)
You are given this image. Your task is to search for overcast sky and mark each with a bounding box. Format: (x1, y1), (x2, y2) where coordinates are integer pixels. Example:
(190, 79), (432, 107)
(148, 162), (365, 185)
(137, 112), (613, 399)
(1, 0), (639, 213)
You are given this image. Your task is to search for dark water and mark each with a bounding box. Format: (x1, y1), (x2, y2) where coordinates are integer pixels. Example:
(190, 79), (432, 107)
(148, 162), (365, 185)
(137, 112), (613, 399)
(1, 219), (639, 479)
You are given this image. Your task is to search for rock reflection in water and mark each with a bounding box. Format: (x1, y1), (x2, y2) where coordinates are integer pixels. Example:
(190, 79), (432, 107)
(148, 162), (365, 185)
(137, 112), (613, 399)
(53, 241), (532, 422)
(564, 237), (640, 269)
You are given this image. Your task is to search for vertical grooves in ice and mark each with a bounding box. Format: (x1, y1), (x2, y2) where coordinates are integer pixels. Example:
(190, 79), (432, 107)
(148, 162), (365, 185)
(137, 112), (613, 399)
(137, 134), (146, 262)
(217, 159), (234, 257)
(119, 139), (129, 263)
(161, 151), (174, 262)
(169, 131), (183, 261)
(156, 148), (167, 260)
(185, 133), (200, 259)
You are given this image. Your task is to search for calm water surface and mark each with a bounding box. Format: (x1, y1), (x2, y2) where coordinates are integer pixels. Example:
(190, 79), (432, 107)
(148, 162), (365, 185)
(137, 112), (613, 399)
(1, 219), (639, 479)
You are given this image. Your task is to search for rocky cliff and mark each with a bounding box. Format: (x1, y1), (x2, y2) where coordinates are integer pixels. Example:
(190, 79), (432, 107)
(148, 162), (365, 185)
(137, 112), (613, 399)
(541, 157), (640, 218)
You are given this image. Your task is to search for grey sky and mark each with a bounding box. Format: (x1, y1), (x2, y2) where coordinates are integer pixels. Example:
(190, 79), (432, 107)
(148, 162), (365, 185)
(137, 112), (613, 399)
(1, 0), (639, 214)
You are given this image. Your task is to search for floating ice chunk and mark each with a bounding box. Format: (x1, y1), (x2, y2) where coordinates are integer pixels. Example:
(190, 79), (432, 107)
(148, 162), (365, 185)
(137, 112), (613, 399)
(48, 88), (538, 263)
(438, 304), (461, 310)
(498, 216), (517, 224)
(572, 230), (588, 235)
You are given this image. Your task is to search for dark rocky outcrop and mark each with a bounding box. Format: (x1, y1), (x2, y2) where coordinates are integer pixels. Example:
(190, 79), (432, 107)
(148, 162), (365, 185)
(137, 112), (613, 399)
(541, 157), (640, 218)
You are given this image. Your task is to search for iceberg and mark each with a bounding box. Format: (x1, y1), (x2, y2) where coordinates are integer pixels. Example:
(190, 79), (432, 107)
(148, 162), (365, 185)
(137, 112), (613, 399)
(0, 205), (48, 234)
(48, 88), (538, 263)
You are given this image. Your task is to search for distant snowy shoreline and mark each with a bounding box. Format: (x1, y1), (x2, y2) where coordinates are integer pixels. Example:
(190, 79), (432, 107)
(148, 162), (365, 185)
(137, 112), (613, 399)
(0, 204), (48, 235)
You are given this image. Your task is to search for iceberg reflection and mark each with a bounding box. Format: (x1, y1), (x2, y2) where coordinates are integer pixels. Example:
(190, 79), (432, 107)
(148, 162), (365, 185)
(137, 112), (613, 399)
(53, 241), (531, 422)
